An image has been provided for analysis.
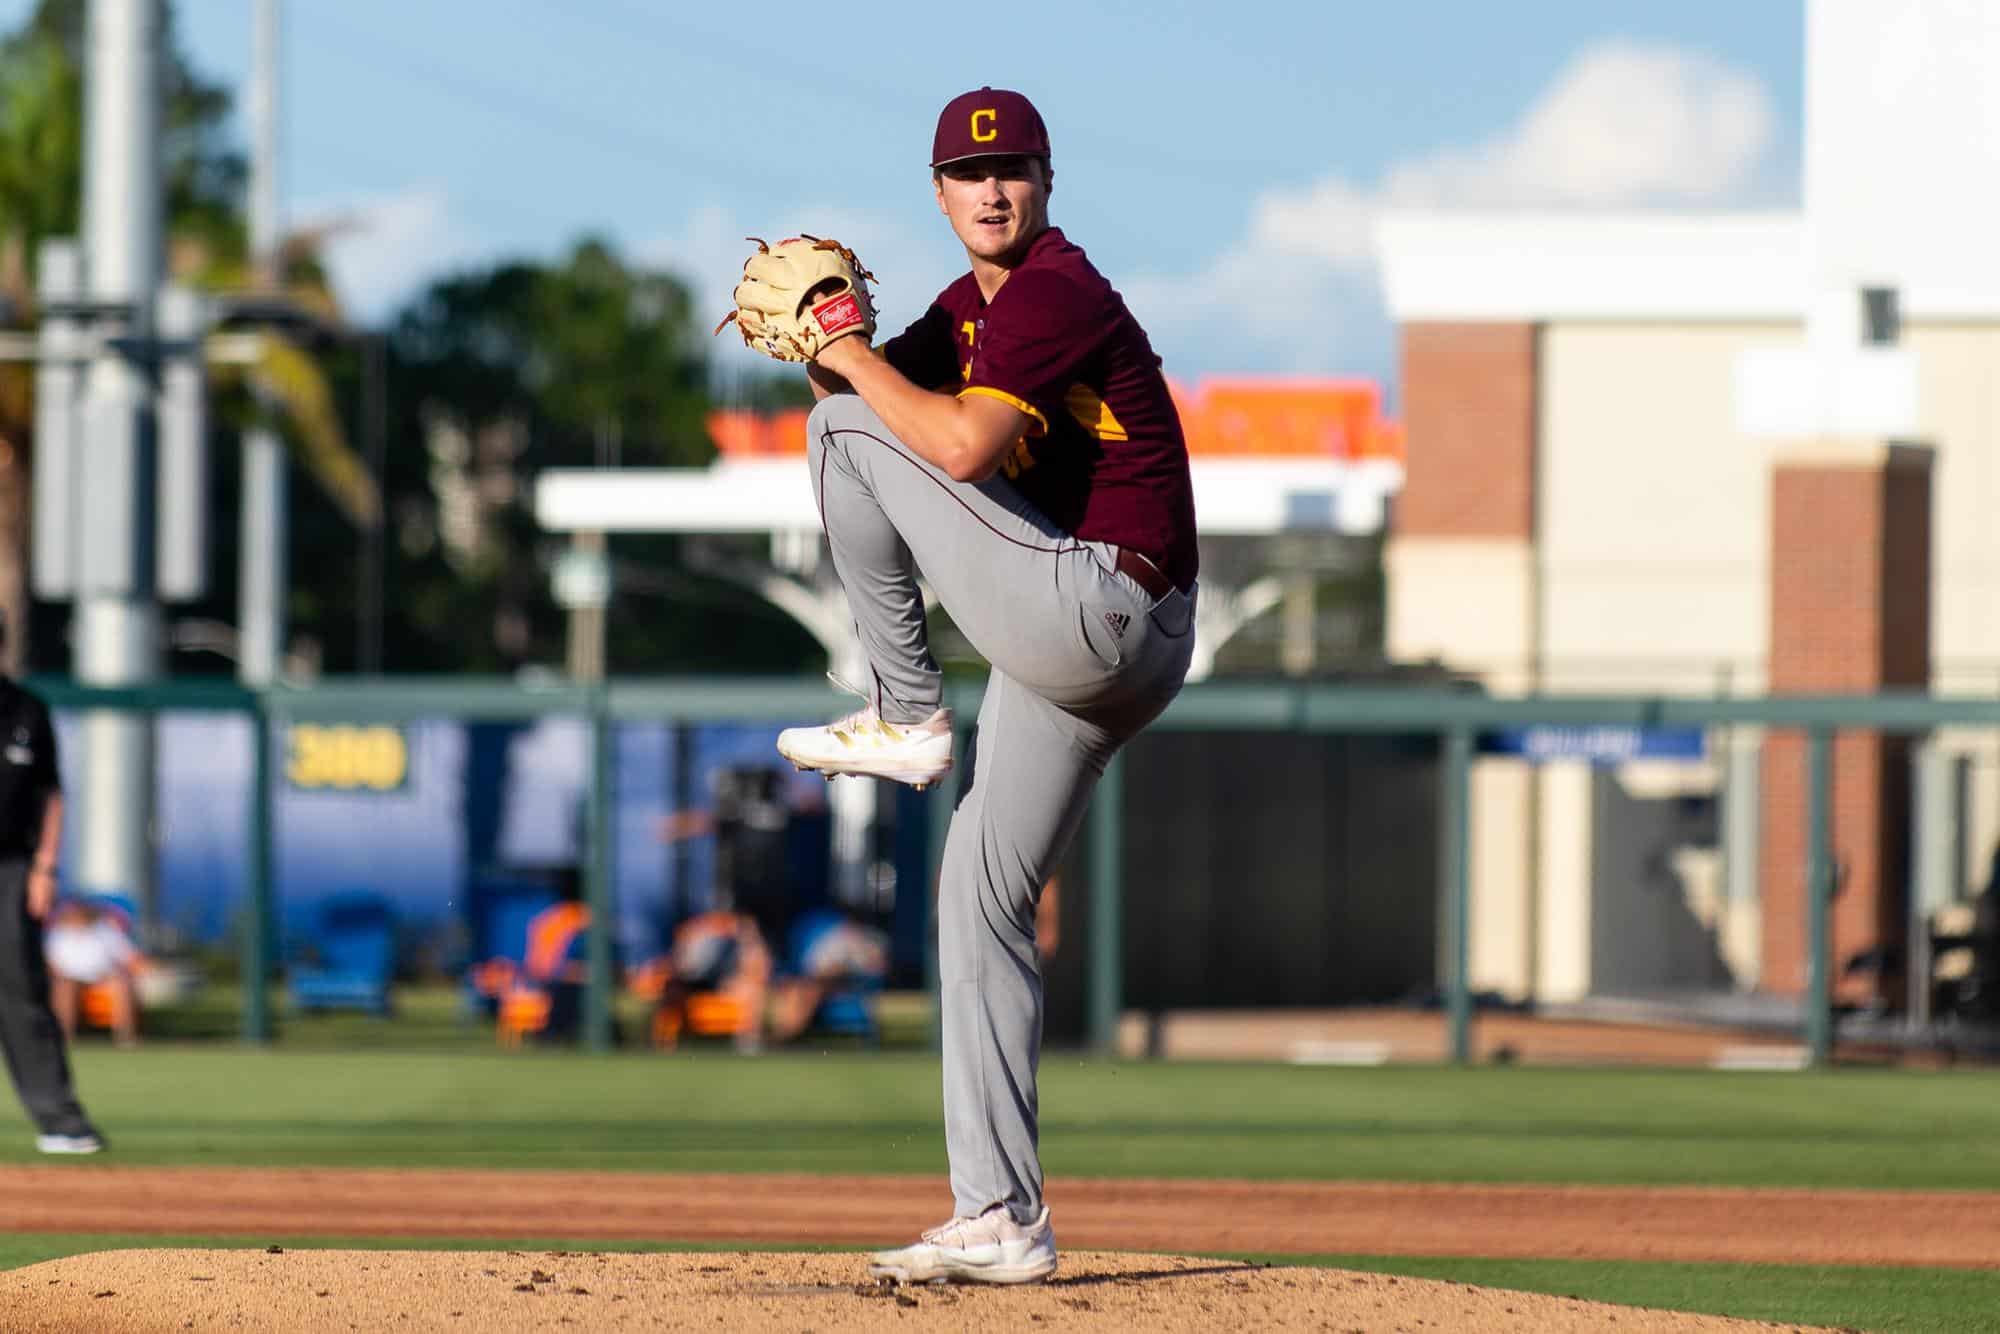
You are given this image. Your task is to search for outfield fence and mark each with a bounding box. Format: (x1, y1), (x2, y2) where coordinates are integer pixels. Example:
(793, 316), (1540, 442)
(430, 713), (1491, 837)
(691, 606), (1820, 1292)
(32, 676), (2000, 1066)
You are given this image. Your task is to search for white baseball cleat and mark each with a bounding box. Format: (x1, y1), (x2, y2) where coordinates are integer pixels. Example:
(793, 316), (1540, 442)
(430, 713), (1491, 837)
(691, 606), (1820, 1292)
(868, 1204), (1057, 1285)
(36, 1132), (104, 1155)
(776, 705), (954, 790)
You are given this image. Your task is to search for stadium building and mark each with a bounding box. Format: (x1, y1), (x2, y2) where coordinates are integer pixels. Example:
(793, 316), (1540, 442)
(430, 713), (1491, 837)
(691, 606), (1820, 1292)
(1376, 0), (2000, 1009)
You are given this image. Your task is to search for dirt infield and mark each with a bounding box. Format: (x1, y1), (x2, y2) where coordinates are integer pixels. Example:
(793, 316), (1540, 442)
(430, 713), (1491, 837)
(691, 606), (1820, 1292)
(6, 1248), (1835, 1332)
(4, 1165), (1997, 1269)
(1115, 1009), (1827, 1065)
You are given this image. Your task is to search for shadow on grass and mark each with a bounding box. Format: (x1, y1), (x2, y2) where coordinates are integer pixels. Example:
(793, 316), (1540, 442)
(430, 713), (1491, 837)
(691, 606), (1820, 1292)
(761, 1262), (1270, 1299)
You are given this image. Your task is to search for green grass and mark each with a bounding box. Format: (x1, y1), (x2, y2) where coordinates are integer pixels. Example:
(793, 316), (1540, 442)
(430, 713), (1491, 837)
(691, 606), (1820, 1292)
(5, 1047), (1999, 1187)
(131, 983), (937, 1051)
(7, 1051), (1998, 1330)
(1289, 1254), (2000, 1334)
(3, 1235), (1992, 1333)
(131, 983), (509, 1047)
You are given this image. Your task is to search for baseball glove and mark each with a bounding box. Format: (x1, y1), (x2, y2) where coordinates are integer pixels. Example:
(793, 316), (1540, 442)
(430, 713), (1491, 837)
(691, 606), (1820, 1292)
(715, 235), (877, 363)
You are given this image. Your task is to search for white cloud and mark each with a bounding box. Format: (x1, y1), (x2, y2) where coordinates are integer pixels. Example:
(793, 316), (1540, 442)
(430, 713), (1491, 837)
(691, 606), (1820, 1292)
(1247, 179), (1380, 269)
(1127, 42), (1785, 382)
(1383, 44), (1776, 208)
(294, 185), (492, 325)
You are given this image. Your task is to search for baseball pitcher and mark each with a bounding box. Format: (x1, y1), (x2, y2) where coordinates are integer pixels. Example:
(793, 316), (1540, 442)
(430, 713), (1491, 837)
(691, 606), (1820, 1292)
(720, 86), (1198, 1283)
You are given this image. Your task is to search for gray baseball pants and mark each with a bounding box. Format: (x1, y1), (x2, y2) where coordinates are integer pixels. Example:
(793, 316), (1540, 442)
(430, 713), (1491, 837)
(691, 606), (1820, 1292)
(806, 393), (1195, 1224)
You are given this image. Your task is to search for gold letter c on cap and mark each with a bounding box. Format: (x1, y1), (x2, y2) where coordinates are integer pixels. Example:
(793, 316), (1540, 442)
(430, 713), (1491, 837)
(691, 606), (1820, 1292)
(971, 108), (998, 142)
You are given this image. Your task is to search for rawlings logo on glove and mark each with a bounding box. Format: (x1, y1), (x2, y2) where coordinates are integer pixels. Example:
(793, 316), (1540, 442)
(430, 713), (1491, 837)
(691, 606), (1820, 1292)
(715, 235), (878, 363)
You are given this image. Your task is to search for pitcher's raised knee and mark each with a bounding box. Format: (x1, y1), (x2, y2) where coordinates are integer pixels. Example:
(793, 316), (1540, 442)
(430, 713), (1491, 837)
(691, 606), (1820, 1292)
(805, 394), (855, 464)
(807, 392), (881, 450)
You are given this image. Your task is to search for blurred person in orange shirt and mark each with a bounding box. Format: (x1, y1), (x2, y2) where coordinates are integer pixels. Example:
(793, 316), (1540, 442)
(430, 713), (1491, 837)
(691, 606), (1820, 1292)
(653, 764), (807, 1051)
(1035, 874), (1063, 961)
(655, 764), (898, 1049)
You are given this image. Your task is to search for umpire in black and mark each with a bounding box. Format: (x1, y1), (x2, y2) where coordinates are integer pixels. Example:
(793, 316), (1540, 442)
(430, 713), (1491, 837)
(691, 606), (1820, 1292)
(0, 611), (103, 1153)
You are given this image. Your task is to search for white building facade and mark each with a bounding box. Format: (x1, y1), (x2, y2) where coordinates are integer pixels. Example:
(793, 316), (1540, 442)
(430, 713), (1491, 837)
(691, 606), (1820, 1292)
(1376, 0), (2000, 1003)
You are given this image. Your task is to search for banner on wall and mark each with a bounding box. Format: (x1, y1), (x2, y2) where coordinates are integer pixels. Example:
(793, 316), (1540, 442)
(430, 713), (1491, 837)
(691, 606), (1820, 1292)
(1480, 726), (1706, 765)
(284, 723), (413, 793)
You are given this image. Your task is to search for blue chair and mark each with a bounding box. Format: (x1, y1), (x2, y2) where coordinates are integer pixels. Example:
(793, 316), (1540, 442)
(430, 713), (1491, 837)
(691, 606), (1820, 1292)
(288, 891), (396, 1015)
(75, 892), (140, 931)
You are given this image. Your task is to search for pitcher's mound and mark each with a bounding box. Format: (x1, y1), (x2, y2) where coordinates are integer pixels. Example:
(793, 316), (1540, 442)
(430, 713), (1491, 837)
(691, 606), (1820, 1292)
(7, 1247), (1828, 1332)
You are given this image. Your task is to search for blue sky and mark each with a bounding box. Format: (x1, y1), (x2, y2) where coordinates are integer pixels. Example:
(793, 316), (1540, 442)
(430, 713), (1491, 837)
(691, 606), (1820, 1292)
(7, 0), (1805, 389)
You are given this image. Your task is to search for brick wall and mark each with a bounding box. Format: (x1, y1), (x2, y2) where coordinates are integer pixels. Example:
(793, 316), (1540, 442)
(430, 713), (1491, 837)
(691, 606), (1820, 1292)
(1396, 324), (1537, 539)
(1760, 445), (1933, 1001)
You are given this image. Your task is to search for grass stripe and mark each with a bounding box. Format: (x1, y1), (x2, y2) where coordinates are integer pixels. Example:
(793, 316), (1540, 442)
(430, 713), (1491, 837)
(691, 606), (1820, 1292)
(6, 1049), (2000, 1188)
(1267, 1253), (2000, 1334)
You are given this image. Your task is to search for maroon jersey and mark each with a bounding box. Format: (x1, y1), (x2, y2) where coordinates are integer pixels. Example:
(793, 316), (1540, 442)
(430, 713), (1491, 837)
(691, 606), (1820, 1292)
(881, 227), (1198, 591)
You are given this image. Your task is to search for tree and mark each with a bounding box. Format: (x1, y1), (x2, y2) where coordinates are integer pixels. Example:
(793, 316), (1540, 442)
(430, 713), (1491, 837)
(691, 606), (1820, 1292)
(0, 0), (374, 673)
(1, 2), (815, 679)
(0, 0), (244, 280)
(375, 238), (817, 673)
(0, 7), (86, 670)
(0, 14), (80, 305)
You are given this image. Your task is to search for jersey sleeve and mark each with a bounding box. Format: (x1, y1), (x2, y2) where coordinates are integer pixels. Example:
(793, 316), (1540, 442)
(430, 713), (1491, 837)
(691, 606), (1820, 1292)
(961, 269), (1112, 435)
(879, 302), (962, 391)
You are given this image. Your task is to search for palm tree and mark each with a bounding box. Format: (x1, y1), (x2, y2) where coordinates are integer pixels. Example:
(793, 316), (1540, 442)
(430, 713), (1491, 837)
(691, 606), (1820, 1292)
(0, 0), (376, 672)
(180, 234), (382, 534)
(0, 17), (82, 670)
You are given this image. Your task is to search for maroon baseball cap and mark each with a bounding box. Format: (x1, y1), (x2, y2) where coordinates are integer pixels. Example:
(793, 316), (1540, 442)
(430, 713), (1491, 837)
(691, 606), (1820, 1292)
(930, 87), (1051, 168)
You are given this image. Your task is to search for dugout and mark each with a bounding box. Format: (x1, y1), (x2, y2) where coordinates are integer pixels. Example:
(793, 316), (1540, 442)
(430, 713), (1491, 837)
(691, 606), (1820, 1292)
(1040, 726), (1441, 1044)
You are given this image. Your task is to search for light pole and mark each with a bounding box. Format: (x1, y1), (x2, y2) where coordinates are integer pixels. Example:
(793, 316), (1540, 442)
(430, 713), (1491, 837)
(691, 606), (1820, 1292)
(238, 0), (287, 687)
(74, 0), (164, 914)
